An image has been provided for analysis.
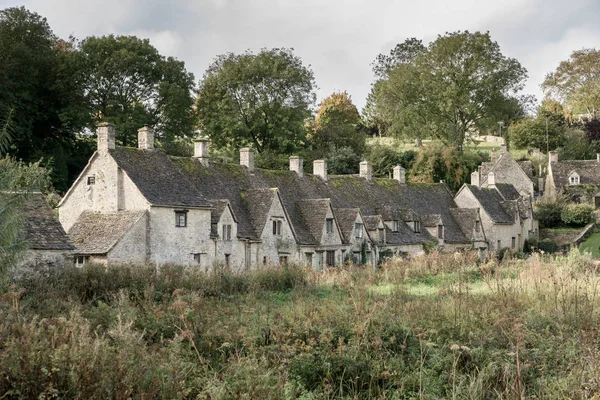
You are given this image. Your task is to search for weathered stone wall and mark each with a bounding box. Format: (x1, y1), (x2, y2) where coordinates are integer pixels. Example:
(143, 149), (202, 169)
(257, 196), (298, 266)
(148, 206), (212, 266)
(15, 250), (71, 277)
(108, 213), (148, 264)
(213, 207), (247, 271)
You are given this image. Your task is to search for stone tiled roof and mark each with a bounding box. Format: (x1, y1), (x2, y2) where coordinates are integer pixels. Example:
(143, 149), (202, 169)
(421, 214), (442, 227)
(333, 208), (361, 243)
(363, 215), (383, 231)
(495, 183), (521, 201)
(550, 160), (600, 189)
(22, 193), (74, 251)
(467, 185), (513, 224)
(242, 188), (277, 238)
(68, 211), (146, 254)
(110, 148), (211, 208)
(210, 200), (231, 224)
(170, 157), (469, 245)
(296, 199), (332, 244)
(450, 208), (485, 242)
(517, 160), (534, 181)
(480, 152), (534, 187)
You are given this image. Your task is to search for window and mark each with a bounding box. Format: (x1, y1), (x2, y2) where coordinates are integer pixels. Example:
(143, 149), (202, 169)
(437, 225), (444, 239)
(353, 252), (361, 264)
(75, 255), (89, 267)
(355, 223), (363, 238)
(279, 255), (288, 265)
(569, 174), (580, 185)
(475, 220), (481, 232)
(326, 250), (336, 267)
(225, 254), (230, 266)
(223, 224), (232, 241)
(193, 253), (201, 265)
(511, 237), (516, 249)
(305, 252), (313, 266)
(316, 252), (323, 271)
(175, 211), (187, 227)
(497, 240), (501, 250)
(87, 175), (95, 185)
(326, 218), (334, 234)
(392, 220), (399, 232)
(378, 228), (384, 243)
(414, 221), (420, 233)
(263, 256), (267, 265)
(272, 220), (282, 235)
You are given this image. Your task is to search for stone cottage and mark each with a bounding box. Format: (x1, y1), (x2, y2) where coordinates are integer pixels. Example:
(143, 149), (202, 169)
(59, 123), (485, 269)
(545, 151), (600, 206)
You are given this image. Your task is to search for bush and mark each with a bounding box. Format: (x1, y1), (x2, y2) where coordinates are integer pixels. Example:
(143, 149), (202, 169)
(537, 238), (558, 253)
(561, 204), (594, 226)
(534, 196), (567, 228)
(524, 237), (538, 253)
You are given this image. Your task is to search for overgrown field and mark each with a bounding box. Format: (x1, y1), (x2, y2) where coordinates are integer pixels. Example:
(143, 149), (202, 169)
(2, 251), (600, 399)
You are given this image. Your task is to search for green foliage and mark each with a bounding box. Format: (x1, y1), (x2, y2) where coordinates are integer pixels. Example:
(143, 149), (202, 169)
(542, 48), (600, 117)
(76, 35), (196, 147)
(523, 237), (538, 253)
(372, 31), (528, 146)
(560, 204), (595, 226)
(508, 117), (564, 151)
(537, 238), (559, 253)
(197, 48), (316, 154)
(410, 144), (483, 191)
(365, 143), (416, 177)
(558, 128), (600, 160)
(534, 196), (568, 228)
(326, 146), (361, 175)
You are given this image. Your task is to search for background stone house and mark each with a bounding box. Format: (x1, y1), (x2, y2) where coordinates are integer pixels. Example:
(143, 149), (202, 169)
(545, 151), (600, 206)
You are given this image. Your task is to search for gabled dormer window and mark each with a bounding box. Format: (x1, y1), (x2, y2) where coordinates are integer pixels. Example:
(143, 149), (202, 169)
(413, 221), (420, 233)
(223, 224), (232, 241)
(392, 220), (399, 232)
(569, 172), (580, 185)
(354, 223), (363, 238)
(437, 225), (444, 239)
(378, 228), (384, 242)
(272, 220), (282, 235)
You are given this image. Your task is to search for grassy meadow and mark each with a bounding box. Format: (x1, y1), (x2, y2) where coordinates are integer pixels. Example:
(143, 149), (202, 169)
(2, 251), (600, 399)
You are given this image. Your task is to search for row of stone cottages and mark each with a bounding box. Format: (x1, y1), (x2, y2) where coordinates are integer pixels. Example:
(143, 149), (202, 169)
(23, 124), (539, 271)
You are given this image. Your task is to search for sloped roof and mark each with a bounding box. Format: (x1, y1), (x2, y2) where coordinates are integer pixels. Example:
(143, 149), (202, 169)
(68, 211), (146, 254)
(170, 157), (469, 245)
(450, 208), (486, 242)
(333, 208), (361, 243)
(210, 200), (231, 224)
(363, 215), (383, 231)
(421, 214), (442, 227)
(297, 199), (332, 244)
(243, 188), (277, 238)
(386, 222), (435, 245)
(501, 200), (519, 221)
(495, 183), (521, 201)
(22, 193), (74, 251)
(110, 148), (210, 208)
(550, 160), (600, 189)
(467, 185), (514, 224)
(517, 160), (534, 181)
(480, 151), (534, 187)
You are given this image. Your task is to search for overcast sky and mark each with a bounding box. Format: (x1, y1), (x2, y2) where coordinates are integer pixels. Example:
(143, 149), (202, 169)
(2, 0), (600, 110)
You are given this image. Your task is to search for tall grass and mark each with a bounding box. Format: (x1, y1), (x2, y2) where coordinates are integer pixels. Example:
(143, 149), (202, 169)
(1, 252), (600, 398)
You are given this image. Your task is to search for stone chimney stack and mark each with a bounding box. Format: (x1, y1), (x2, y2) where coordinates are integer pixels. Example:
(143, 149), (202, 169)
(548, 151), (558, 163)
(193, 136), (210, 166)
(137, 126), (154, 150)
(490, 147), (498, 163)
(597, 153), (600, 163)
(240, 148), (254, 171)
(500, 144), (507, 154)
(471, 170), (480, 187)
(313, 159), (327, 181)
(393, 165), (406, 183)
(488, 171), (496, 187)
(359, 160), (373, 181)
(289, 156), (303, 177)
(97, 123), (116, 154)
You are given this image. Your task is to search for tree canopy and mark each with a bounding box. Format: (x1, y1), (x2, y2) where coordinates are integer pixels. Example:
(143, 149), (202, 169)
(196, 48), (316, 154)
(542, 48), (600, 118)
(370, 32), (528, 146)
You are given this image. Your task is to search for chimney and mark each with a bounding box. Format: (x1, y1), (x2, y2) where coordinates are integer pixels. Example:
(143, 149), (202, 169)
(289, 156), (303, 177)
(137, 126), (154, 150)
(193, 136), (210, 166)
(488, 171), (496, 187)
(471, 170), (480, 187)
(359, 160), (372, 181)
(393, 165), (406, 183)
(490, 147), (498, 163)
(97, 122), (116, 154)
(500, 144), (507, 154)
(240, 148), (254, 171)
(548, 151), (558, 163)
(313, 159), (327, 181)
(597, 153), (600, 163)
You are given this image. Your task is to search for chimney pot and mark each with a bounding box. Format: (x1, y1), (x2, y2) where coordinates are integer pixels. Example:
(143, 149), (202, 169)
(471, 170), (480, 187)
(97, 122), (116, 153)
(240, 148), (254, 171)
(313, 159), (327, 181)
(137, 125), (154, 150)
(359, 160), (372, 181)
(289, 156), (303, 177)
(393, 165), (406, 183)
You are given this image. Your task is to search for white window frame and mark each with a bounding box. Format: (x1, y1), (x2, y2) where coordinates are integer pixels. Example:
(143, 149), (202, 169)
(355, 222), (363, 238)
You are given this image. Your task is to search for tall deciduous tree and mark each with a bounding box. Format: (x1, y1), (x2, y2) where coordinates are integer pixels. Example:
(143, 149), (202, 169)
(372, 31), (528, 147)
(196, 48), (316, 153)
(542, 48), (600, 118)
(76, 35), (196, 147)
(309, 91), (366, 157)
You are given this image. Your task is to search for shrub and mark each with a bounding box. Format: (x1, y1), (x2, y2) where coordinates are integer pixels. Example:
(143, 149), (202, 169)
(534, 196), (567, 228)
(524, 237), (538, 253)
(537, 238), (558, 253)
(560, 204), (594, 226)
